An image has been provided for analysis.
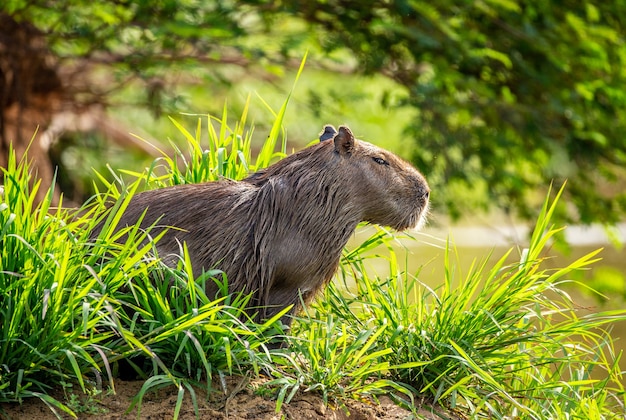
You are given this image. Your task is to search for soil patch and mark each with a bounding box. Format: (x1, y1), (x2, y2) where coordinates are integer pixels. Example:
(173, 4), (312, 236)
(1, 376), (457, 419)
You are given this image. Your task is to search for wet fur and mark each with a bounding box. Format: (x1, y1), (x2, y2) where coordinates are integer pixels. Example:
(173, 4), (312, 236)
(105, 126), (429, 320)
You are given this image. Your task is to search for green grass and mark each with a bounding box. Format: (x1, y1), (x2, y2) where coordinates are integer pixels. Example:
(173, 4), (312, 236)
(1, 90), (625, 419)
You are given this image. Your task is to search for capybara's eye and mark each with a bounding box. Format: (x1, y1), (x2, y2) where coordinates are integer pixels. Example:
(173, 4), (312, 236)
(372, 157), (388, 166)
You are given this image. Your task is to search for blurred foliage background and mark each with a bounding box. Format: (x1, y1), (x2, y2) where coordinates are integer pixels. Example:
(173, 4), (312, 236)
(1, 0), (626, 225)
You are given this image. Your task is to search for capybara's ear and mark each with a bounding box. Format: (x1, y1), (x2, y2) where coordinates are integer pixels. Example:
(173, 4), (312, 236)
(334, 126), (355, 155)
(319, 125), (337, 142)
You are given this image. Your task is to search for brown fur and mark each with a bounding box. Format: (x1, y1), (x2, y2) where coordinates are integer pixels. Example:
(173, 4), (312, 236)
(106, 126), (429, 320)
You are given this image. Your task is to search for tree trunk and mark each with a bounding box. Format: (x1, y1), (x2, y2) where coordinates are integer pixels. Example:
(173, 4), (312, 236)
(0, 14), (63, 202)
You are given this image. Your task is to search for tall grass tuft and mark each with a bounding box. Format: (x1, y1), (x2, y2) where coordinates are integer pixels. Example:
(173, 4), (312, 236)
(0, 146), (119, 417)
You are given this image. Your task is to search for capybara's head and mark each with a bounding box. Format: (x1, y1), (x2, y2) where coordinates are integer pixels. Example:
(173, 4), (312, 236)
(247, 124), (430, 232)
(320, 125), (430, 231)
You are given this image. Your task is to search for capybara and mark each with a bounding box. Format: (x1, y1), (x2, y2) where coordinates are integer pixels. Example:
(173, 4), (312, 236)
(103, 125), (430, 321)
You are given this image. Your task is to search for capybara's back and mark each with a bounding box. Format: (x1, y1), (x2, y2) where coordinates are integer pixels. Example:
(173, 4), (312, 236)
(107, 125), (430, 321)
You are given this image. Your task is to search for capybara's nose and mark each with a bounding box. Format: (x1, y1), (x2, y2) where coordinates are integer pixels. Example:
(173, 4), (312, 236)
(416, 184), (429, 201)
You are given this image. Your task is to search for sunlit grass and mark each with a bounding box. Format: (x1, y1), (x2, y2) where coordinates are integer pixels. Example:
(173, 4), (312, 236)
(0, 147), (118, 417)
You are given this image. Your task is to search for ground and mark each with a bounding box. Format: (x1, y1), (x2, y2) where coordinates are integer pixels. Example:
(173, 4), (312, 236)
(0, 377), (457, 420)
